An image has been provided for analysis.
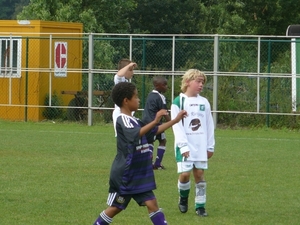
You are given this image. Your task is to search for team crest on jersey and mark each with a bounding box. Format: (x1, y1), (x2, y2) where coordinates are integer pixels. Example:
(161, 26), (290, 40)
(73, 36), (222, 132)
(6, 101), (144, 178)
(199, 104), (205, 111)
(116, 196), (125, 203)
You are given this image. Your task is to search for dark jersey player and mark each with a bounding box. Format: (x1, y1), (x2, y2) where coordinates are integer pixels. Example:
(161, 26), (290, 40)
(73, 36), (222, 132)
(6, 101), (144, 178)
(143, 76), (170, 169)
(92, 82), (186, 225)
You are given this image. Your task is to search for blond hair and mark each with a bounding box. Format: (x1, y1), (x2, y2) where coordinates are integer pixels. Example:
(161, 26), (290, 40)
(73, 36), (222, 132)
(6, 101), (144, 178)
(180, 69), (207, 92)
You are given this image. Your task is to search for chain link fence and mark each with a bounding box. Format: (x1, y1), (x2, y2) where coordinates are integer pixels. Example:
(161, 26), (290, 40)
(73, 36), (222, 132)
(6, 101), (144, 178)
(0, 33), (299, 128)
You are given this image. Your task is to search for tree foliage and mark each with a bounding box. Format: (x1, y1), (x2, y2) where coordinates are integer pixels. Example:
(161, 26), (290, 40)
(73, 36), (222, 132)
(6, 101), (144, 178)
(0, 0), (296, 35)
(127, 0), (205, 34)
(0, 0), (13, 19)
(17, 0), (102, 32)
(127, 0), (248, 34)
(240, 0), (300, 35)
(0, 0), (29, 19)
(16, 0), (137, 33)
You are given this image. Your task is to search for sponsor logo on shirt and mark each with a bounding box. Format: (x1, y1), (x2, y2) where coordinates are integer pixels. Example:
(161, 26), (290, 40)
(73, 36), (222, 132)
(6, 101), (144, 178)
(200, 104), (205, 111)
(189, 118), (201, 131)
(186, 132), (204, 135)
(191, 111), (204, 117)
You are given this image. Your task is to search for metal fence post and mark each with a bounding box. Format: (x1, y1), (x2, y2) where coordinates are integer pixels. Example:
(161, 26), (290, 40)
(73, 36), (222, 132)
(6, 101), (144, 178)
(256, 37), (261, 112)
(9, 35), (12, 105)
(25, 37), (29, 122)
(171, 35), (175, 103)
(129, 35), (132, 60)
(48, 35), (52, 110)
(88, 33), (94, 126)
(142, 38), (146, 108)
(266, 40), (272, 127)
(213, 35), (219, 128)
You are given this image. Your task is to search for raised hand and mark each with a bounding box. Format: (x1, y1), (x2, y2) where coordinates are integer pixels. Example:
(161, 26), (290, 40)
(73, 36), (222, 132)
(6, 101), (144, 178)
(174, 110), (187, 123)
(129, 62), (137, 69)
(154, 109), (169, 123)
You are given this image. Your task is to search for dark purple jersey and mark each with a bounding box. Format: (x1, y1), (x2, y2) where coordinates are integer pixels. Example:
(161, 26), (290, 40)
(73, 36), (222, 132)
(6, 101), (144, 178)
(142, 90), (167, 124)
(109, 114), (158, 195)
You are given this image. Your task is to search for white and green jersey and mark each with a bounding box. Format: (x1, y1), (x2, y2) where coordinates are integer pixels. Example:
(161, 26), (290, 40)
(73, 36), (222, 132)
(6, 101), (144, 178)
(171, 93), (215, 162)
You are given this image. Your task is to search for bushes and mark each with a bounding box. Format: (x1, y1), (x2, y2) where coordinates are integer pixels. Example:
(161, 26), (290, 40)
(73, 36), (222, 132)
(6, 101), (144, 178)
(42, 93), (63, 120)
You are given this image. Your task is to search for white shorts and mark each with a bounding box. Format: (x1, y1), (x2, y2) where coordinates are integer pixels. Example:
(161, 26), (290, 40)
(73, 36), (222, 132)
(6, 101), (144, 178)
(177, 161), (208, 173)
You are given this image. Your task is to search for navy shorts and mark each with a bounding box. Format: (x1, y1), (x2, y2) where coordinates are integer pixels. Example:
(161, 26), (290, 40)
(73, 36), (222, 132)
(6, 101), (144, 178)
(106, 190), (156, 210)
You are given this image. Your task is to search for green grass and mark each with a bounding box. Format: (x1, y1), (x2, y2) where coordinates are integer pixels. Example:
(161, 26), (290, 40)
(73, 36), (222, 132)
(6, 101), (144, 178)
(1, 120), (300, 225)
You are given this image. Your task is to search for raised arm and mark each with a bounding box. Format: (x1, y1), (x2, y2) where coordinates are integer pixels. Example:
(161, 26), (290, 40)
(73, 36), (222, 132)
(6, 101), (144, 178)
(116, 62), (137, 77)
(139, 109), (186, 137)
(157, 110), (186, 134)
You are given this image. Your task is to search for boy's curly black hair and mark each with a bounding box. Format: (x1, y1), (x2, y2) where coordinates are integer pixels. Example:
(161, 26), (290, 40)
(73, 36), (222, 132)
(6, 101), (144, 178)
(112, 82), (137, 107)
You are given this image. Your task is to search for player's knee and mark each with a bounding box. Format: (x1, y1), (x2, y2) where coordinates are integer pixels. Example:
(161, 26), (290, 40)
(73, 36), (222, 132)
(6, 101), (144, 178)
(193, 169), (205, 182)
(179, 172), (190, 182)
(144, 199), (159, 212)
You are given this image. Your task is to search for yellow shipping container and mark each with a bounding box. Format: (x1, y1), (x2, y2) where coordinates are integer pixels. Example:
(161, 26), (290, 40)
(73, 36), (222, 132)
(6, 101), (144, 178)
(0, 20), (83, 121)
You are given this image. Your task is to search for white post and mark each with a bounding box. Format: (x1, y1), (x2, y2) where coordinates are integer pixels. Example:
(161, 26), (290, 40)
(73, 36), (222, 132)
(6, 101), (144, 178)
(171, 35), (175, 103)
(49, 35), (52, 106)
(257, 37), (261, 112)
(88, 34), (94, 126)
(9, 35), (13, 104)
(212, 35), (219, 128)
(291, 38), (297, 112)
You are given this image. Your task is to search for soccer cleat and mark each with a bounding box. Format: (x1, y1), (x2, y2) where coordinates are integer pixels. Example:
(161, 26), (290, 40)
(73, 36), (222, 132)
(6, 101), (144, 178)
(153, 164), (165, 170)
(195, 207), (208, 217)
(178, 197), (188, 213)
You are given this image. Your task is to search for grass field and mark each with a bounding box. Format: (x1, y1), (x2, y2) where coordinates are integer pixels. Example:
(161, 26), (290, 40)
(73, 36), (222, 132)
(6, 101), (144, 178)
(1, 120), (300, 225)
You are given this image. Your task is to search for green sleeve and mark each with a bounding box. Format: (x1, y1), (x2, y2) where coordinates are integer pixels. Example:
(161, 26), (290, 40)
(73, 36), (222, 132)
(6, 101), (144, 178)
(172, 96), (181, 108)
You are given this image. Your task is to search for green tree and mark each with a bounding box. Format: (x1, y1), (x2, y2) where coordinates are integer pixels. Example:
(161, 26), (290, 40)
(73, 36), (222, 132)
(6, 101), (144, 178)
(16, 0), (300, 35)
(126, 0), (246, 34)
(240, 0), (300, 35)
(12, 0), (29, 19)
(0, 0), (11, 19)
(17, 0), (137, 33)
(17, 0), (101, 32)
(0, 0), (27, 19)
(127, 0), (205, 34)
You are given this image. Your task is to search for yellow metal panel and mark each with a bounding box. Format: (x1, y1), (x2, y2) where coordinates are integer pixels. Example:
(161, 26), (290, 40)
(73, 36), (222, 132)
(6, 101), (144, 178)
(0, 20), (83, 121)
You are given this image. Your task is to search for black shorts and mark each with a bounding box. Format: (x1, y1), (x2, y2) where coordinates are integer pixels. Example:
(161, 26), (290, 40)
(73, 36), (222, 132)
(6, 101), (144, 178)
(106, 191), (156, 210)
(155, 132), (166, 141)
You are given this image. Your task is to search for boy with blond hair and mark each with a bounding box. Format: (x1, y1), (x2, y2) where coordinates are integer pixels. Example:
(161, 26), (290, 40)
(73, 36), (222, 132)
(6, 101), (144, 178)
(171, 69), (215, 217)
